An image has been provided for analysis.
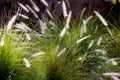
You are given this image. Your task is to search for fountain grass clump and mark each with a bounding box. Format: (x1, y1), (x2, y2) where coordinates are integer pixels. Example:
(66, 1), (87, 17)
(0, 0), (120, 80)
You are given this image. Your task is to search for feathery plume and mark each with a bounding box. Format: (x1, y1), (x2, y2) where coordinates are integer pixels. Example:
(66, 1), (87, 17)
(98, 56), (108, 60)
(62, 0), (68, 18)
(39, 19), (46, 34)
(106, 58), (120, 66)
(40, 0), (48, 6)
(66, 11), (72, 29)
(66, 0), (70, 8)
(46, 8), (53, 19)
(76, 35), (91, 44)
(88, 40), (94, 48)
(111, 60), (118, 66)
(60, 27), (67, 37)
(83, 19), (87, 33)
(103, 72), (120, 77)
(15, 22), (32, 32)
(80, 7), (87, 20)
(80, 25), (84, 37)
(97, 36), (102, 46)
(26, 4), (39, 18)
(29, 0), (40, 12)
(83, 16), (93, 33)
(57, 48), (66, 57)
(86, 16), (93, 23)
(17, 2), (29, 12)
(31, 52), (45, 57)
(94, 10), (108, 26)
(78, 57), (83, 60)
(23, 58), (31, 68)
(94, 11), (112, 35)
(7, 14), (17, 32)
(18, 14), (29, 19)
(25, 33), (31, 41)
(108, 58), (120, 61)
(95, 49), (107, 55)
(111, 76), (120, 80)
